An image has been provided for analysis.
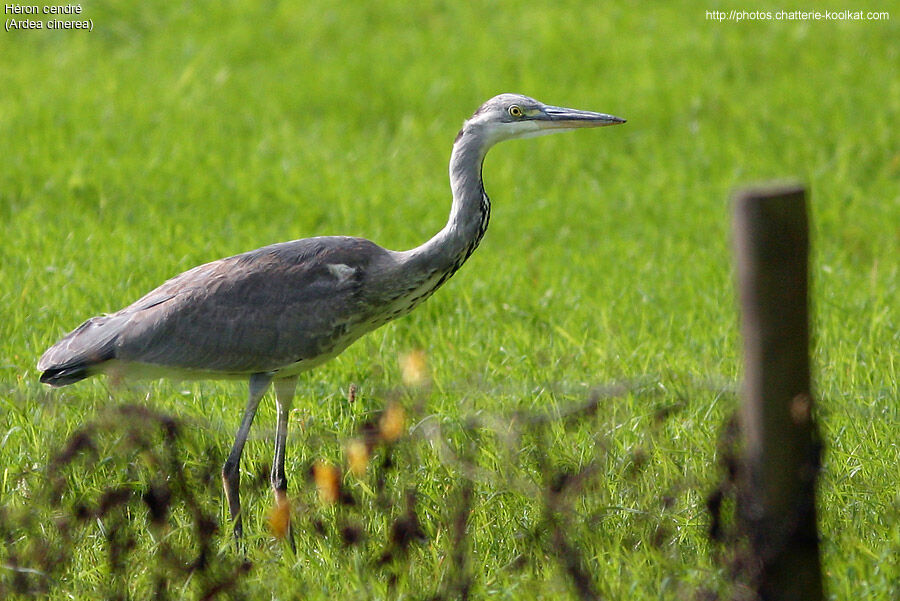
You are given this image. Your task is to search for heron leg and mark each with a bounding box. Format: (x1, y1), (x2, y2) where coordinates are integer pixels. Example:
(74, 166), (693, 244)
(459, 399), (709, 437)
(222, 372), (273, 539)
(271, 376), (297, 549)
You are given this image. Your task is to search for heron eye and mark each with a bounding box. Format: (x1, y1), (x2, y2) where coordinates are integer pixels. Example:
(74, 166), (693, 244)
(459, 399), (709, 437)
(508, 105), (524, 118)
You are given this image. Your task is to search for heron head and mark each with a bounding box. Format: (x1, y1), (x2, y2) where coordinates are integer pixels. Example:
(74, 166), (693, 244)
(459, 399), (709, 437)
(463, 93), (625, 147)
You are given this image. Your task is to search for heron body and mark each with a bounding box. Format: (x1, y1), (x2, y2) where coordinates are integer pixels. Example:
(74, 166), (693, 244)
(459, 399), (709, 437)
(37, 94), (625, 540)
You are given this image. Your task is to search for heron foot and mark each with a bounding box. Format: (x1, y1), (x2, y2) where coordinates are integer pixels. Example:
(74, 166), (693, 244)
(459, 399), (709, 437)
(222, 460), (243, 539)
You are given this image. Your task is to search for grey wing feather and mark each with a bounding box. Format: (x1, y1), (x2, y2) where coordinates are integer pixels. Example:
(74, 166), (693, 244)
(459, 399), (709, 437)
(37, 313), (132, 384)
(38, 236), (395, 381)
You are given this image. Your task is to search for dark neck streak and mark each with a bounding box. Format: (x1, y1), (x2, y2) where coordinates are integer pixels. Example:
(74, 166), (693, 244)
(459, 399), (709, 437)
(398, 126), (492, 284)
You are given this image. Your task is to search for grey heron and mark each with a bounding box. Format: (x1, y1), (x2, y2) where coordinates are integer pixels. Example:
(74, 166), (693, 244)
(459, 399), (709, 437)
(37, 94), (625, 539)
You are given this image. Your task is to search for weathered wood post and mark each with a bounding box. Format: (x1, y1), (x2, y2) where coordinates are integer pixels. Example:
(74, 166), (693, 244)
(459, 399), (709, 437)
(732, 183), (824, 600)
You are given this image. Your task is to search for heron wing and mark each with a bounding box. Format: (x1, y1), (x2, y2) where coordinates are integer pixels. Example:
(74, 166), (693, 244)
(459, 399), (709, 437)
(40, 236), (394, 378)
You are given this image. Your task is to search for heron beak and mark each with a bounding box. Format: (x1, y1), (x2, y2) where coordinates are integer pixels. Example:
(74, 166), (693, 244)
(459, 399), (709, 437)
(538, 105), (626, 130)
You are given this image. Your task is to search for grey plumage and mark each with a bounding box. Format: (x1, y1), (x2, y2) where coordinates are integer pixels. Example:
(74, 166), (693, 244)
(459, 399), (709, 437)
(40, 237), (396, 381)
(37, 94), (625, 540)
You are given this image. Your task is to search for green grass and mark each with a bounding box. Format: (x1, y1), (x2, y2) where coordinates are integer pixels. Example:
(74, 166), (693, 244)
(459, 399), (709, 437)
(1, 0), (898, 598)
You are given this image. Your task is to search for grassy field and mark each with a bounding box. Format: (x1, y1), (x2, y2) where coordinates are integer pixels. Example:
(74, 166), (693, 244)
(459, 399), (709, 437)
(1, 1), (897, 599)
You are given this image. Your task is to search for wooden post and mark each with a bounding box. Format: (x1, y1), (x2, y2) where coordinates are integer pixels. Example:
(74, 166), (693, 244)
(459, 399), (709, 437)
(733, 183), (823, 601)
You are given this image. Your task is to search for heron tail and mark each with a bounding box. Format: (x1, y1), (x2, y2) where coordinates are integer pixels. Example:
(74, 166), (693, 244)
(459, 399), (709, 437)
(39, 364), (93, 387)
(37, 315), (121, 387)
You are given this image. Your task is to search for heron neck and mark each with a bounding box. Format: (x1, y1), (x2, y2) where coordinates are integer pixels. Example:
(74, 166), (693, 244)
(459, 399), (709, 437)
(402, 128), (491, 277)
